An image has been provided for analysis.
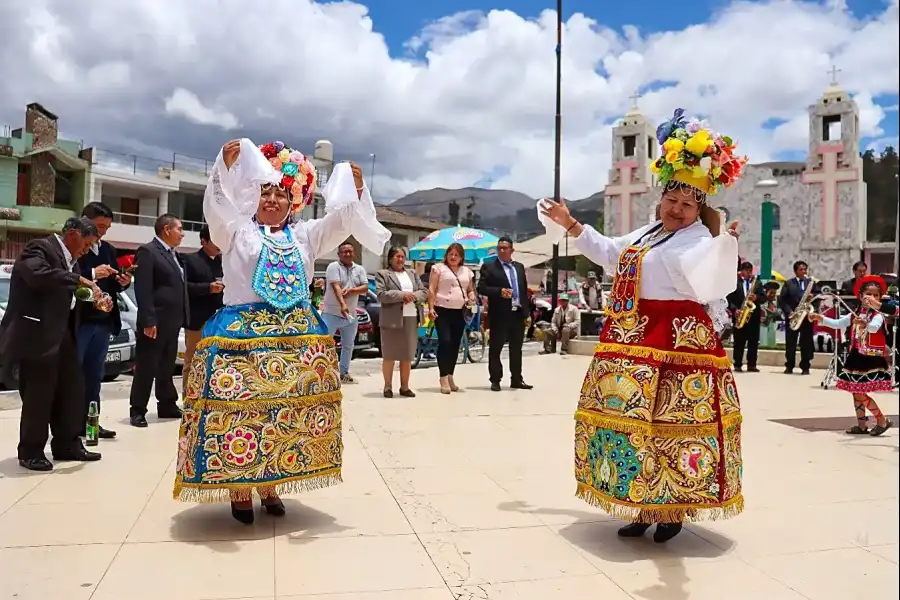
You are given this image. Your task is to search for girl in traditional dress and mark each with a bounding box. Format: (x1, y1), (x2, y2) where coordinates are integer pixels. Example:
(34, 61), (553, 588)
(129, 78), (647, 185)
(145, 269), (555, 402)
(540, 108), (746, 543)
(173, 139), (390, 523)
(810, 275), (894, 436)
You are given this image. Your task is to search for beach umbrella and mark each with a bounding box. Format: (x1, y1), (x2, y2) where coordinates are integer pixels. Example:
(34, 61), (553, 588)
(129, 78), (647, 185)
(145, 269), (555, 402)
(409, 226), (499, 263)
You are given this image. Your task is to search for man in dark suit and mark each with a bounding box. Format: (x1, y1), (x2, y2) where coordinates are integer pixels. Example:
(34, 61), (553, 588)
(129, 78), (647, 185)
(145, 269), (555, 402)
(0, 217), (104, 471)
(76, 202), (133, 439)
(839, 260), (868, 314)
(726, 261), (764, 372)
(129, 214), (188, 427)
(478, 236), (533, 392)
(778, 260), (816, 375)
(182, 225), (223, 394)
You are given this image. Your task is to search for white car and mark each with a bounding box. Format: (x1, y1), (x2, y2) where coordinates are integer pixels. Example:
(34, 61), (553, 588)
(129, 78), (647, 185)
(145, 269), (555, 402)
(120, 287), (187, 368)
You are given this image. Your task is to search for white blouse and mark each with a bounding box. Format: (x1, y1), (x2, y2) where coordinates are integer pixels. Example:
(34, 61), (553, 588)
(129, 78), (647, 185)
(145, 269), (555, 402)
(571, 221), (738, 305)
(820, 313), (884, 333)
(396, 271), (418, 317)
(203, 139), (391, 307)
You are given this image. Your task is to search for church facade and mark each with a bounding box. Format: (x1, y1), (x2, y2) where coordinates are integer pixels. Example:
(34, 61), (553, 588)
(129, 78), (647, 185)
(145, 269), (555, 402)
(603, 83), (867, 283)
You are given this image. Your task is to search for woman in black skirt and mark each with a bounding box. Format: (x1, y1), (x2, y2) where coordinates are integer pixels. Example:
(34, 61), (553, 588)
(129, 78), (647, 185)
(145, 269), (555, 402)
(811, 275), (894, 436)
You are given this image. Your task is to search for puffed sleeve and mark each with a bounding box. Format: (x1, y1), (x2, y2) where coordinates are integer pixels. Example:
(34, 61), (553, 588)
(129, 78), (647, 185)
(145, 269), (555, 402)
(820, 314), (851, 330)
(203, 138), (280, 254)
(292, 163), (391, 260)
(866, 313), (885, 333)
(571, 223), (654, 271)
(661, 227), (739, 304)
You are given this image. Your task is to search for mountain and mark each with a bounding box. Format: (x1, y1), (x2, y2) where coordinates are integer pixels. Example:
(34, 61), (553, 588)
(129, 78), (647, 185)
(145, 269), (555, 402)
(387, 187), (603, 240)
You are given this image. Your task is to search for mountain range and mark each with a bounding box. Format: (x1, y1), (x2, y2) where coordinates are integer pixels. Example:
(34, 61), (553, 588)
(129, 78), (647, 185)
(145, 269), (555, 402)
(386, 188), (603, 240)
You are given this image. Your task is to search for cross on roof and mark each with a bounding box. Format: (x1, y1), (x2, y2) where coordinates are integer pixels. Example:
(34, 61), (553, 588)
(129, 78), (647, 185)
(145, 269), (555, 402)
(828, 64), (841, 84)
(629, 89), (642, 109)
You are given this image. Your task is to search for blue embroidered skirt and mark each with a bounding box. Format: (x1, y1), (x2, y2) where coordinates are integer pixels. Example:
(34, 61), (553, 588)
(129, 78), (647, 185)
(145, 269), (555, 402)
(173, 302), (342, 502)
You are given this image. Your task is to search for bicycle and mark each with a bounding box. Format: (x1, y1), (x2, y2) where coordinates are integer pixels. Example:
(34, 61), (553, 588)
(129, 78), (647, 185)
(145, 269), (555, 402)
(413, 306), (486, 369)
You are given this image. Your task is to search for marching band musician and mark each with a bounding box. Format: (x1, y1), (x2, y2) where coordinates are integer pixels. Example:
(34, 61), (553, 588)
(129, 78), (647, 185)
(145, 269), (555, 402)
(778, 260), (816, 375)
(760, 281), (781, 347)
(726, 261), (764, 371)
(810, 275), (894, 436)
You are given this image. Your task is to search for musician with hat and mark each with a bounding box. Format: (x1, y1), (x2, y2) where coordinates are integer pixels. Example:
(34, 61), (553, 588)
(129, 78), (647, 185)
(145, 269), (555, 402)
(778, 260), (816, 375)
(726, 261), (764, 371)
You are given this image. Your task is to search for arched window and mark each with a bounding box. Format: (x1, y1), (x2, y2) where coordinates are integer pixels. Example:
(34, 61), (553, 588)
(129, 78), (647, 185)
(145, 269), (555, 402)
(771, 203), (781, 231)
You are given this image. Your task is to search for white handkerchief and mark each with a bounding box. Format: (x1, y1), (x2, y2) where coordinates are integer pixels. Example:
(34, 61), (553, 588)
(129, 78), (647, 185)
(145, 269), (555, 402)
(536, 198), (567, 245)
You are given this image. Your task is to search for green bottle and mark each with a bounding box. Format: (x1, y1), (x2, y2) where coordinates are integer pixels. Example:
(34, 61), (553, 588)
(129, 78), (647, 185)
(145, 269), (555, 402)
(86, 401), (99, 446)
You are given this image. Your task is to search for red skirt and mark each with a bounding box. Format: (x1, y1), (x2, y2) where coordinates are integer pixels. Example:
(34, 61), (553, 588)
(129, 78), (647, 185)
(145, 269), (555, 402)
(574, 299), (743, 523)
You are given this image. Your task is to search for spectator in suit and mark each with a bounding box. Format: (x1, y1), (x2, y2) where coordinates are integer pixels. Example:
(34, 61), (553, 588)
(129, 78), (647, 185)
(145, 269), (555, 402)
(182, 225), (223, 395)
(129, 214), (188, 427)
(76, 202), (133, 440)
(477, 236), (533, 391)
(726, 261), (764, 372)
(778, 260), (816, 374)
(839, 260), (868, 314)
(0, 217), (104, 471)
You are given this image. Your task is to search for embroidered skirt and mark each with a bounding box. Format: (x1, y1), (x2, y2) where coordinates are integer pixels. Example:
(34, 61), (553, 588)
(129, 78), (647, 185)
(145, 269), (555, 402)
(836, 350), (893, 393)
(173, 302), (342, 503)
(575, 299), (743, 524)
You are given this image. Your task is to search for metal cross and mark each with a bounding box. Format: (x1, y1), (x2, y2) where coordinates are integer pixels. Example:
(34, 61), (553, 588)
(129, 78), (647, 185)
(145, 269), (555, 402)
(629, 89), (642, 108)
(828, 64), (842, 84)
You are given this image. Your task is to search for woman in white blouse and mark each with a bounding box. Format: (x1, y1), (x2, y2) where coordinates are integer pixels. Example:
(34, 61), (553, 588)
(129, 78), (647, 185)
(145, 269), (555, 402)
(172, 139), (389, 524)
(540, 109), (748, 543)
(375, 246), (428, 398)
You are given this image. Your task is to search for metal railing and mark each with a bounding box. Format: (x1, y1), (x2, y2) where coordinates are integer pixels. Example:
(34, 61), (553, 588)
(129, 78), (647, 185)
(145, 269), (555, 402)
(90, 148), (215, 178)
(112, 211), (206, 232)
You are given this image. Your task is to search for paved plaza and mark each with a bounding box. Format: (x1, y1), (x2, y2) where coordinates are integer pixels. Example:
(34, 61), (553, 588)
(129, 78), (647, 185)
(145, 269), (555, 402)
(0, 354), (897, 600)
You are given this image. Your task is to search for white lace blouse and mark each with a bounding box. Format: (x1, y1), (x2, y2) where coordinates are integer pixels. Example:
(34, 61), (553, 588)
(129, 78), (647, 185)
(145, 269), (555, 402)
(204, 139), (391, 307)
(572, 221), (737, 332)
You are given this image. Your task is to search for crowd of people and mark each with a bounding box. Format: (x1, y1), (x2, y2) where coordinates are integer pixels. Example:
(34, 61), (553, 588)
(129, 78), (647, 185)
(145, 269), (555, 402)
(1, 117), (896, 538)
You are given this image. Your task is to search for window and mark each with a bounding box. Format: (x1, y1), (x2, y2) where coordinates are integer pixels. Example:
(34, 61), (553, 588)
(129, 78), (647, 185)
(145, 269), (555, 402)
(622, 135), (637, 157)
(16, 164), (29, 206)
(771, 203), (781, 231)
(823, 115), (841, 141)
(53, 169), (74, 206)
(390, 233), (409, 249)
(647, 136), (654, 159)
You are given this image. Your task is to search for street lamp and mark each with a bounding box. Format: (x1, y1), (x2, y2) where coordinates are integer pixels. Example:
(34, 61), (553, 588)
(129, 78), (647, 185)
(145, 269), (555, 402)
(550, 0), (563, 317)
(369, 153), (377, 198)
(755, 179), (778, 281)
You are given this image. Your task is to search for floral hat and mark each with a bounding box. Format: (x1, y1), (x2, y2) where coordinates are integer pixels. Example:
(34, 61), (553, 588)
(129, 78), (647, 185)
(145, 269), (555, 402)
(649, 108), (747, 199)
(258, 141), (317, 211)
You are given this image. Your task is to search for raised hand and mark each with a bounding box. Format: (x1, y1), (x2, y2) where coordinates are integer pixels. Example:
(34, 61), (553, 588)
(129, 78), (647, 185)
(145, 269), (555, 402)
(222, 140), (241, 169)
(726, 220), (740, 239)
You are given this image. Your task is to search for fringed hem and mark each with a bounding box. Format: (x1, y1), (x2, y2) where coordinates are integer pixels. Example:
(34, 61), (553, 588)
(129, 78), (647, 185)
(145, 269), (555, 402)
(575, 409), (742, 438)
(575, 483), (744, 524)
(594, 342), (732, 369)
(197, 334), (335, 351)
(186, 390), (343, 412)
(174, 469), (342, 503)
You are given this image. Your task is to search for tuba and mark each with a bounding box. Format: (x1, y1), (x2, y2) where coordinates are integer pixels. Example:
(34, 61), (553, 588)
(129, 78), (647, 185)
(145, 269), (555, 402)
(735, 275), (758, 329)
(788, 278), (819, 330)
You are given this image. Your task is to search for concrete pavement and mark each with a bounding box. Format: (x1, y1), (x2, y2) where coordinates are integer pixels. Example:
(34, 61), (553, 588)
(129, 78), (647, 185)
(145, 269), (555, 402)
(0, 354), (897, 600)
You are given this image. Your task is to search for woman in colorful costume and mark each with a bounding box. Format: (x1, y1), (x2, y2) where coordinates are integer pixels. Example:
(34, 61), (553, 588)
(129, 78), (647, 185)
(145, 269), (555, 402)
(810, 275), (894, 436)
(541, 109), (746, 543)
(173, 139), (390, 523)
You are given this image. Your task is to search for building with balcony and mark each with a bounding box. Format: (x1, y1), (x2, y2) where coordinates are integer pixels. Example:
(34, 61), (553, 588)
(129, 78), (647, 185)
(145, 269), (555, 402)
(0, 103), (91, 260)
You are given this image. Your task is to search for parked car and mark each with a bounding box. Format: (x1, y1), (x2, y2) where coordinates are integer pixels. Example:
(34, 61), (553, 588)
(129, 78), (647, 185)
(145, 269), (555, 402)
(313, 272), (380, 355)
(0, 264), (136, 390)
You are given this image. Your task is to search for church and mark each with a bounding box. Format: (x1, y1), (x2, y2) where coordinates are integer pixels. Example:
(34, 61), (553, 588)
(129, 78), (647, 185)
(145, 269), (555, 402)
(602, 79), (868, 283)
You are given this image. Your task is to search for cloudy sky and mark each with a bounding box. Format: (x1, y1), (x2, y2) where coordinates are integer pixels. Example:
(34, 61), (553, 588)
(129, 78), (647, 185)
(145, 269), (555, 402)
(1, 0), (897, 202)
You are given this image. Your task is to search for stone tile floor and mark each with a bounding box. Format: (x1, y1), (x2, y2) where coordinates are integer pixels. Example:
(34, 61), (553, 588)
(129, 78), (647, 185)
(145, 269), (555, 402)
(0, 356), (897, 599)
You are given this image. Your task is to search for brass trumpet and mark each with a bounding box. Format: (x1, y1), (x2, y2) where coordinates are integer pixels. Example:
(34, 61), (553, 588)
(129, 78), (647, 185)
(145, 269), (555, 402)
(734, 275), (758, 329)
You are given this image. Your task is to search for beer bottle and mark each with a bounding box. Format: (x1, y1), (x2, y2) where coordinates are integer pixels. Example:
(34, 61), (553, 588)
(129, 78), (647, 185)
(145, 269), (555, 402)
(86, 401), (100, 446)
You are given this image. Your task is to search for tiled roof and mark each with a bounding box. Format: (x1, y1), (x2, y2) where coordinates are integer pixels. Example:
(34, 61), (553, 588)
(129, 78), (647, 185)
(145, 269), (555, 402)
(375, 205), (446, 231)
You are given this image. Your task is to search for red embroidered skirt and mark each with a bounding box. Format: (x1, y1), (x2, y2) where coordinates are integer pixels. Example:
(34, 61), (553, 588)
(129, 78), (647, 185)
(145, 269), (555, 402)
(574, 299), (743, 523)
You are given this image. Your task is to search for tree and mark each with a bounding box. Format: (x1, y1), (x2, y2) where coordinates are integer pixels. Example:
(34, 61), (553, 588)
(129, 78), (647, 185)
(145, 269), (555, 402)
(862, 146), (899, 243)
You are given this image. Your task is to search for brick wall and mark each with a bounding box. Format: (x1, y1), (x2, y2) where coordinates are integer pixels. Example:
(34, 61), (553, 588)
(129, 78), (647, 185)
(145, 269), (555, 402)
(28, 153), (55, 207)
(24, 103), (58, 149)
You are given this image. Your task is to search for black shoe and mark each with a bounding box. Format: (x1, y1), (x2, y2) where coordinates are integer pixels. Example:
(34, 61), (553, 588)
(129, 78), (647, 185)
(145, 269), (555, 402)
(99, 426), (117, 439)
(490, 383), (501, 392)
(783, 368), (793, 374)
(130, 415), (148, 428)
(399, 388), (416, 398)
(800, 369), (810, 375)
(617, 523), (651, 537)
(52, 447), (101, 462)
(510, 381), (533, 390)
(653, 523), (683, 543)
(18, 457), (53, 472)
(158, 406), (183, 419)
(539, 350), (554, 355)
(383, 389), (393, 398)
(262, 499), (286, 517)
(747, 366), (760, 373)
(231, 503), (255, 525)
(733, 365), (743, 372)
(870, 420), (894, 437)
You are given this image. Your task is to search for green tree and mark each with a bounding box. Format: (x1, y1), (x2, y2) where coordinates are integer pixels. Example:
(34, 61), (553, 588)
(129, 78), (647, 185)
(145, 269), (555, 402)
(862, 146), (899, 243)
(574, 214), (605, 277)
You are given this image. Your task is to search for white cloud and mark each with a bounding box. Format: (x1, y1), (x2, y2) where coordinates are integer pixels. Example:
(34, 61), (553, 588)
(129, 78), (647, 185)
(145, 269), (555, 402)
(0, 0), (897, 202)
(164, 88), (239, 130)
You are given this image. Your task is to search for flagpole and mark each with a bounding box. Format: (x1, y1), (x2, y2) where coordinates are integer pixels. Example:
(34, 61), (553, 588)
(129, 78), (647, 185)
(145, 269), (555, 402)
(550, 0), (563, 331)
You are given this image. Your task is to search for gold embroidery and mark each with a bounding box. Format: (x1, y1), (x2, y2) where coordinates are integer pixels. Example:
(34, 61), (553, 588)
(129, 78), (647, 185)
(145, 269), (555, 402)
(606, 314), (650, 344)
(224, 305), (318, 336)
(672, 316), (715, 350)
